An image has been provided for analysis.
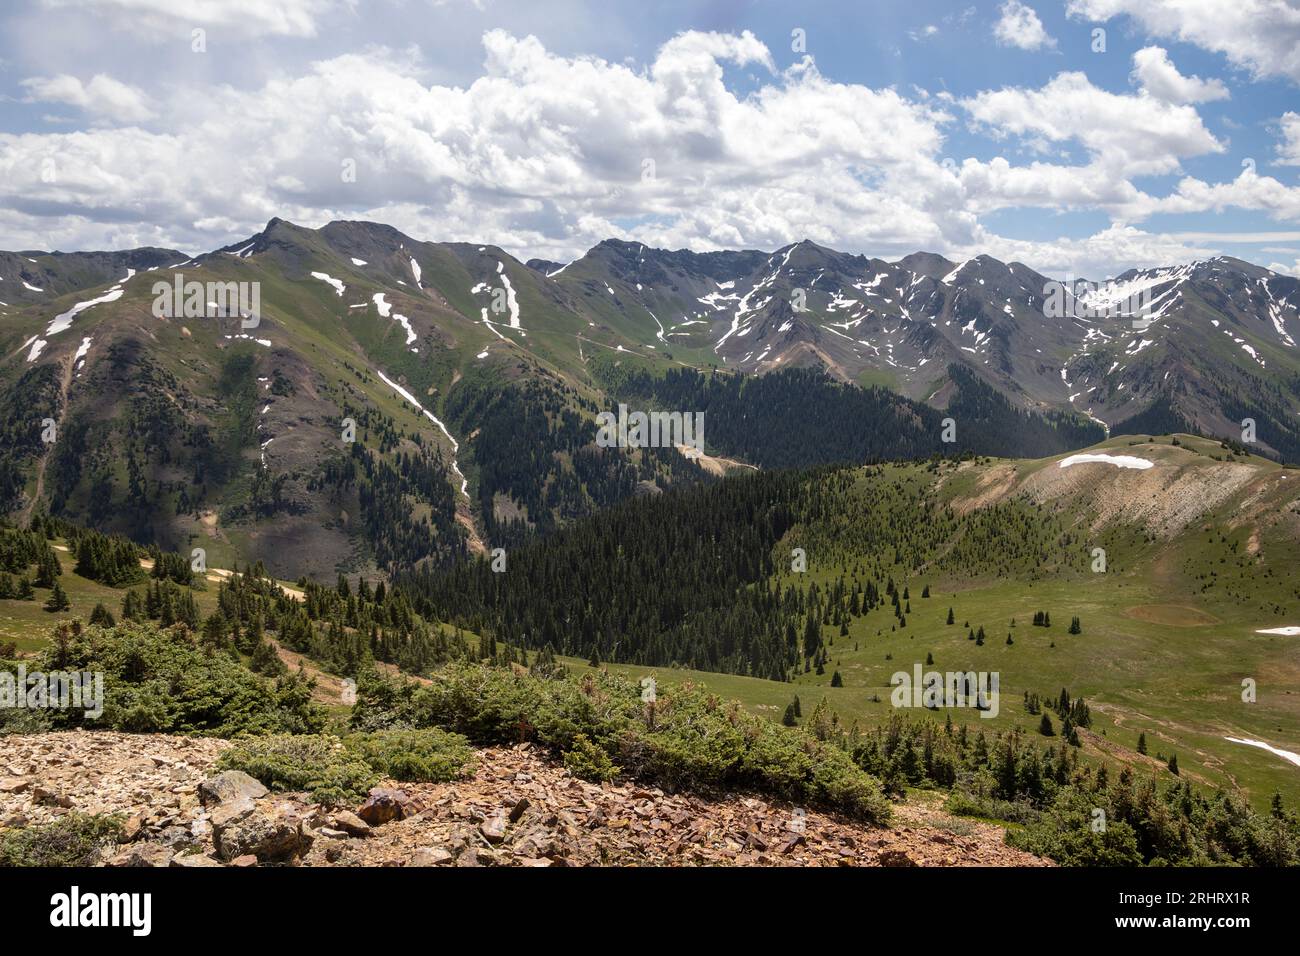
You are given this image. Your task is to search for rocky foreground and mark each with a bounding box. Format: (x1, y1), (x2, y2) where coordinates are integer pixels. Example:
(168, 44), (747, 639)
(0, 732), (1047, 867)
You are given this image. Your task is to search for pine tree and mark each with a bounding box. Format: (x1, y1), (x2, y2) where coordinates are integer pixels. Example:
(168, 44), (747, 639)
(946, 607), (955, 625)
(250, 639), (287, 676)
(201, 612), (228, 651)
(1137, 732), (1147, 754)
(782, 702), (797, 726)
(830, 670), (843, 687)
(1039, 713), (1055, 736)
(88, 603), (115, 627)
(43, 580), (70, 612)
(1068, 616), (1081, 635)
(34, 551), (60, 589)
(121, 589), (140, 621)
(1168, 754), (1179, 775)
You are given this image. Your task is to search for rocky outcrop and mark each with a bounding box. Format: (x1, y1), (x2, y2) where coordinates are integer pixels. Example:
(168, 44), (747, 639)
(356, 788), (411, 826)
(213, 801), (312, 863)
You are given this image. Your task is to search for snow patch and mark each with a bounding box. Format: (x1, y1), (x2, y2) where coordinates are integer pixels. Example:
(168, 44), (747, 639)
(310, 271), (345, 296)
(375, 369), (468, 499)
(1224, 737), (1300, 769)
(1059, 453), (1153, 470)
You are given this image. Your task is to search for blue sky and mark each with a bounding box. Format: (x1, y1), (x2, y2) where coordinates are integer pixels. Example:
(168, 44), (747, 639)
(1, 0), (1298, 278)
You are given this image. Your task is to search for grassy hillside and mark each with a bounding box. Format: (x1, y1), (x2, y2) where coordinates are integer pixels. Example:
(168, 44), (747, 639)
(408, 433), (1300, 812)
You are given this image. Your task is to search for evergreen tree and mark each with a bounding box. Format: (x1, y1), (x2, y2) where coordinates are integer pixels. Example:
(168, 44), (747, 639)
(88, 603), (115, 627)
(43, 580), (70, 612)
(1137, 732), (1147, 755)
(1039, 713), (1055, 736)
(250, 639), (287, 677)
(201, 612), (229, 651)
(120, 589), (143, 621)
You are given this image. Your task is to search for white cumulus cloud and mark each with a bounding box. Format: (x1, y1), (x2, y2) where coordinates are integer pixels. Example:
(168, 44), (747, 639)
(21, 73), (154, 123)
(994, 1), (1057, 50)
(1131, 46), (1229, 104)
(0, 27), (1295, 282)
(1067, 0), (1300, 85)
(1277, 111), (1300, 166)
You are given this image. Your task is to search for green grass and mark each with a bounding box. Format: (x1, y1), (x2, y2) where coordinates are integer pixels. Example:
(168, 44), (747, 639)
(7, 436), (1298, 817)
(569, 552), (1300, 811)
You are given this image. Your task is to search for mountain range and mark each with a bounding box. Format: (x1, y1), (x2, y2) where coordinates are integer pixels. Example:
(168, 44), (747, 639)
(3, 217), (1298, 580)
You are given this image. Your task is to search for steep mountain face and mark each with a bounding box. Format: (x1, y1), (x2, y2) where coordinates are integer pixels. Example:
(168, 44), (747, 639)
(545, 242), (1300, 460)
(0, 219), (706, 581)
(3, 218), (1297, 583)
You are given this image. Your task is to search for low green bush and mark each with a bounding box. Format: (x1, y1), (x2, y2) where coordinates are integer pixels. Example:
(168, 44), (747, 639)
(0, 813), (124, 867)
(216, 735), (378, 806)
(35, 621), (324, 736)
(562, 733), (620, 782)
(944, 789), (1041, 826)
(343, 728), (476, 783)
(350, 664), (890, 823)
(0, 656), (50, 735)
(1004, 787), (1143, 866)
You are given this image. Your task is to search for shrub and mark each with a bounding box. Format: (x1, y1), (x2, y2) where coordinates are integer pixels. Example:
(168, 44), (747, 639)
(0, 707), (50, 735)
(216, 735), (377, 806)
(34, 621), (324, 736)
(944, 789), (1041, 825)
(0, 813), (123, 867)
(352, 663), (890, 823)
(562, 733), (620, 782)
(1006, 788), (1143, 866)
(344, 728), (476, 783)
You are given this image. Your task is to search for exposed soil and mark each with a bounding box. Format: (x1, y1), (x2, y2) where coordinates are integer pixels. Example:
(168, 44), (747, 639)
(1123, 604), (1221, 627)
